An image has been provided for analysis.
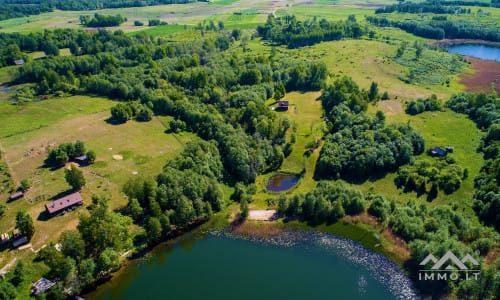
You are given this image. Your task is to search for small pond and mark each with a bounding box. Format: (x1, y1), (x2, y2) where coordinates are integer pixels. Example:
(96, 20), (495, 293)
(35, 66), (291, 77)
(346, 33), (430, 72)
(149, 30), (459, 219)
(266, 173), (299, 192)
(446, 44), (500, 62)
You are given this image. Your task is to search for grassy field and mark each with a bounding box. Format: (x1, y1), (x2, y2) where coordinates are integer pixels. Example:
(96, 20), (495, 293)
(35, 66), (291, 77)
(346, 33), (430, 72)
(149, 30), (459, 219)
(0, 95), (193, 269)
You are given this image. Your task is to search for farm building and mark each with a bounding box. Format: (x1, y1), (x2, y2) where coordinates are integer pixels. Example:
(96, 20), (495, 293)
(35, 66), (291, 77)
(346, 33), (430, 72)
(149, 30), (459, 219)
(428, 147), (447, 157)
(14, 59), (25, 66)
(12, 236), (28, 248)
(73, 155), (88, 165)
(31, 278), (55, 295)
(9, 191), (24, 201)
(45, 192), (83, 215)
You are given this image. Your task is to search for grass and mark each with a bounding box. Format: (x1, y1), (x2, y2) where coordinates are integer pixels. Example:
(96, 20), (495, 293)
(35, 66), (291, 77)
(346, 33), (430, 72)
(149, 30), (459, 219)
(357, 107), (484, 222)
(251, 91), (324, 208)
(0, 95), (194, 265)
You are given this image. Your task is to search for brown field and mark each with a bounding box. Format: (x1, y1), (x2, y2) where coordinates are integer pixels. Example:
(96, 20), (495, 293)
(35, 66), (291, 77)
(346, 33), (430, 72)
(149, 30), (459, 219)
(460, 57), (500, 95)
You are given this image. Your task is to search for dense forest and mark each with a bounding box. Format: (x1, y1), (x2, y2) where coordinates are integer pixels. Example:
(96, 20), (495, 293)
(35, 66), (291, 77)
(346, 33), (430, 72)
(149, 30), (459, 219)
(0, 26), (331, 294)
(80, 13), (127, 27)
(0, 0), (197, 21)
(446, 93), (500, 230)
(315, 76), (425, 180)
(257, 15), (364, 48)
(366, 15), (500, 41)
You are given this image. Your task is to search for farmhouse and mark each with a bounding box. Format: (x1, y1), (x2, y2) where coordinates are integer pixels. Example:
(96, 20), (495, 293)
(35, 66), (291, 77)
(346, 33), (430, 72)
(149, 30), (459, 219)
(9, 191), (24, 201)
(45, 192), (83, 215)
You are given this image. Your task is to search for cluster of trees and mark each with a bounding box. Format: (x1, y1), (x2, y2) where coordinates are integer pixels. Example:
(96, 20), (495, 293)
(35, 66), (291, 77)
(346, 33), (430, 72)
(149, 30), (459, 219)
(405, 94), (442, 115)
(395, 158), (466, 197)
(446, 93), (500, 229)
(257, 15), (364, 48)
(0, 0), (196, 21)
(275, 179), (497, 297)
(110, 101), (153, 123)
(34, 197), (132, 295)
(123, 140), (225, 245)
(315, 76), (425, 180)
(278, 181), (365, 224)
(366, 15), (500, 41)
(80, 13), (127, 27)
(46, 140), (96, 166)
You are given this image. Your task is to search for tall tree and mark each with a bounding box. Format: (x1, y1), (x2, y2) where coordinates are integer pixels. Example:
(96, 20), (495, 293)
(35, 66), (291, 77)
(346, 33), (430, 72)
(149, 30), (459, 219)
(15, 210), (35, 240)
(65, 167), (86, 191)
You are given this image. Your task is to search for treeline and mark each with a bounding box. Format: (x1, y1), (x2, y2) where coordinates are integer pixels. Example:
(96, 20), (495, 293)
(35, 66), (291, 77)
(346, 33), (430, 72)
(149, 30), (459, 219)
(276, 181), (498, 298)
(46, 140), (96, 166)
(0, 0), (196, 21)
(446, 93), (500, 229)
(123, 140), (225, 245)
(366, 15), (500, 41)
(315, 76), (425, 180)
(257, 15), (364, 48)
(375, 1), (472, 14)
(405, 94), (442, 115)
(0, 1), (51, 21)
(80, 13), (127, 27)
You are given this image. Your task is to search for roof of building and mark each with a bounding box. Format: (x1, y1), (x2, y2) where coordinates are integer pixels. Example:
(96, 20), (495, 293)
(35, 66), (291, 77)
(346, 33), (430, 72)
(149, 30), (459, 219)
(14, 59), (25, 65)
(278, 101), (289, 107)
(9, 191), (24, 200)
(32, 278), (55, 295)
(74, 155), (88, 161)
(45, 192), (83, 214)
(429, 147), (447, 157)
(12, 236), (28, 248)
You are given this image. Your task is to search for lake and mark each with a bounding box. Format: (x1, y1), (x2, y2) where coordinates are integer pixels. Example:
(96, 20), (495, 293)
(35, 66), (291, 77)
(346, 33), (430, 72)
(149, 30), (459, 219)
(88, 231), (419, 300)
(266, 173), (299, 192)
(446, 44), (500, 62)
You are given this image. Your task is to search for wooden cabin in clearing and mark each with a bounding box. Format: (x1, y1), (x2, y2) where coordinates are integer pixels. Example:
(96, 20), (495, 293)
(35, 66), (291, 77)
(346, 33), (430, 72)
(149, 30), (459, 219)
(45, 192), (83, 215)
(278, 101), (289, 108)
(73, 155), (88, 165)
(428, 147), (447, 157)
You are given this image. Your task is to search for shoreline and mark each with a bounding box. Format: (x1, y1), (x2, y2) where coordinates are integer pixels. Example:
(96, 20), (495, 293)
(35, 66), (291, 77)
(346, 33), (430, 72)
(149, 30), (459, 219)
(429, 39), (500, 47)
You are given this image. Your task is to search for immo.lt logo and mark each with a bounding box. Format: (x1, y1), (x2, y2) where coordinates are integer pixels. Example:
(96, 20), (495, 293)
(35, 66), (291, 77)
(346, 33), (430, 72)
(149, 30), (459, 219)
(418, 251), (480, 281)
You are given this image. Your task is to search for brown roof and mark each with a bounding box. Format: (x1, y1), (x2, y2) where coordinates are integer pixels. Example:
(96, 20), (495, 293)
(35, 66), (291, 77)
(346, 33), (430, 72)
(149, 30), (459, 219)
(45, 192), (83, 214)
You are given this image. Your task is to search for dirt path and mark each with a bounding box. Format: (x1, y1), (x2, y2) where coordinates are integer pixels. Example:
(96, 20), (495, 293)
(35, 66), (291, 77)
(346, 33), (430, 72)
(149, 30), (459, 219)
(248, 210), (277, 221)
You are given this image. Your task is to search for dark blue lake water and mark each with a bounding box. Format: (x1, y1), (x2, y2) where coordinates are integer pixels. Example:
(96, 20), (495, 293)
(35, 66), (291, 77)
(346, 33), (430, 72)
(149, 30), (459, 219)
(88, 231), (419, 300)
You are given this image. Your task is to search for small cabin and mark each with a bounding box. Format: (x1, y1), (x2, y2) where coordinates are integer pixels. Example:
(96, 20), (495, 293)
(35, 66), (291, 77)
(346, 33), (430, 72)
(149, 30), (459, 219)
(428, 147), (447, 157)
(14, 59), (25, 66)
(73, 155), (88, 165)
(278, 101), (289, 108)
(12, 236), (28, 248)
(9, 191), (24, 201)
